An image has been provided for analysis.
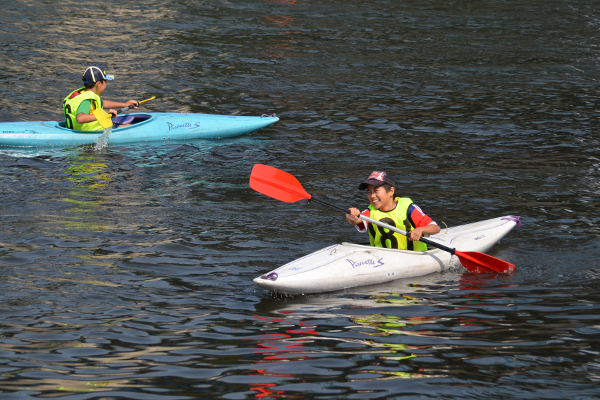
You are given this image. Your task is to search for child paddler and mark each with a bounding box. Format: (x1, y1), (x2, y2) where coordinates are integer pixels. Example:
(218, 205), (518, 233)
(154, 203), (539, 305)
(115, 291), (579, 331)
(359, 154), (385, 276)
(345, 171), (440, 250)
(63, 65), (138, 131)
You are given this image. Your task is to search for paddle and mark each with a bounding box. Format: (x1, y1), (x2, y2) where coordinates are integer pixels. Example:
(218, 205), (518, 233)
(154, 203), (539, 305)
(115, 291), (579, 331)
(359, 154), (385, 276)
(115, 95), (156, 114)
(92, 108), (115, 129)
(249, 164), (516, 274)
(92, 96), (156, 129)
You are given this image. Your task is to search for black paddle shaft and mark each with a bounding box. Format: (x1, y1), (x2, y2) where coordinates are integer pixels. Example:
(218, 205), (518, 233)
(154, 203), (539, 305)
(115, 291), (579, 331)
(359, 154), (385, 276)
(309, 196), (457, 255)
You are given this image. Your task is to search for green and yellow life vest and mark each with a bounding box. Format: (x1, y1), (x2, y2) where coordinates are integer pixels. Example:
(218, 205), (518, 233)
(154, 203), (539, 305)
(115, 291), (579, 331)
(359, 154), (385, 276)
(62, 88), (104, 131)
(367, 197), (429, 251)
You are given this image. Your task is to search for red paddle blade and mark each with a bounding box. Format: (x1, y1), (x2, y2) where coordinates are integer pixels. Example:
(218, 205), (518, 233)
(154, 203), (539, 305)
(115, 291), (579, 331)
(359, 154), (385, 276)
(456, 250), (516, 274)
(249, 164), (312, 203)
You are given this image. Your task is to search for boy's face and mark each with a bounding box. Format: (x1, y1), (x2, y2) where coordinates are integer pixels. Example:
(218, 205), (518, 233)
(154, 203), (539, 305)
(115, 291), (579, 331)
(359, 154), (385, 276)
(95, 80), (107, 95)
(366, 184), (396, 211)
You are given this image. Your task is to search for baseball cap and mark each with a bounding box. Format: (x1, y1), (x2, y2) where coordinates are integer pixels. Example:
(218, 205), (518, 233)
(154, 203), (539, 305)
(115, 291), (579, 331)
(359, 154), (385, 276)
(358, 171), (396, 190)
(82, 65), (114, 84)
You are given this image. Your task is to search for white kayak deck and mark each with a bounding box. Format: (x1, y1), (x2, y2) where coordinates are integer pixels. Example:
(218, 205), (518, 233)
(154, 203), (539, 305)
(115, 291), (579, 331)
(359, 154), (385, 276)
(254, 215), (520, 295)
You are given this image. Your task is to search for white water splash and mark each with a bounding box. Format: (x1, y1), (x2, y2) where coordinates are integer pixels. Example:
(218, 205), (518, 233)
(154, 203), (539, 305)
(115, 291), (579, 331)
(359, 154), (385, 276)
(93, 127), (112, 151)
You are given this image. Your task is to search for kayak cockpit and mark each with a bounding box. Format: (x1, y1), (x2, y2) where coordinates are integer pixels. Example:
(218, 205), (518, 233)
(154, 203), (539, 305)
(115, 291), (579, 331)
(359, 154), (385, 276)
(112, 114), (152, 126)
(56, 114), (153, 131)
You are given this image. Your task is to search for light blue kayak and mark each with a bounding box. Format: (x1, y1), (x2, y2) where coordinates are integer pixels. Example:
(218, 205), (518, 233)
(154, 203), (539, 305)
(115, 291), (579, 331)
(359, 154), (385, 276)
(0, 113), (279, 147)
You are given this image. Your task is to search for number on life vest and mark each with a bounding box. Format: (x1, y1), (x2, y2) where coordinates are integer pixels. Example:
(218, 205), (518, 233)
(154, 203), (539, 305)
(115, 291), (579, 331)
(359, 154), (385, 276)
(368, 217), (399, 248)
(64, 103), (73, 129)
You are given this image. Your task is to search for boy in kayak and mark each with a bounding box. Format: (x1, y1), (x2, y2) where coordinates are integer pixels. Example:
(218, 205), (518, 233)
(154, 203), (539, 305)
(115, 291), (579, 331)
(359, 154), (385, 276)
(62, 65), (138, 131)
(345, 171), (440, 250)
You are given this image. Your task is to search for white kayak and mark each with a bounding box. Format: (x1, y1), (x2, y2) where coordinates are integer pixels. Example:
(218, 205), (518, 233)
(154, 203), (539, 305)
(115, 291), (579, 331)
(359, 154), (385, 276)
(254, 215), (520, 295)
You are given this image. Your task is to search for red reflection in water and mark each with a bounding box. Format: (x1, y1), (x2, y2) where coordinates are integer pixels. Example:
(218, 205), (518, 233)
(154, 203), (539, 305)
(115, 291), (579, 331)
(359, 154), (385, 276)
(261, 0), (303, 59)
(247, 315), (318, 359)
(250, 382), (283, 398)
(250, 381), (304, 398)
(264, 15), (295, 26)
(244, 316), (319, 397)
(251, 382), (296, 398)
(456, 274), (517, 336)
(458, 274), (515, 296)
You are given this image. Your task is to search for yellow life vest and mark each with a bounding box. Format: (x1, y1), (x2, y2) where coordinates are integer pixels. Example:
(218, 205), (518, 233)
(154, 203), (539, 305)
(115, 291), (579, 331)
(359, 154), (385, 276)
(62, 88), (104, 131)
(367, 197), (429, 251)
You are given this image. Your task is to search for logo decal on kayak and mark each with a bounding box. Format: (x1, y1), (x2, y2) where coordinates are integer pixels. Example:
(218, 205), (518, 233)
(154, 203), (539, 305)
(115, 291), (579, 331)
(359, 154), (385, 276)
(346, 258), (384, 269)
(474, 235), (485, 240)
(167, 122), (201, 131)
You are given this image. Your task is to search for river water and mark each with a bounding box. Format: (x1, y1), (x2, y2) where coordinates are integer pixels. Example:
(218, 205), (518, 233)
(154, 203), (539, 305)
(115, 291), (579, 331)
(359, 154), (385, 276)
(1, 0), (599, 398)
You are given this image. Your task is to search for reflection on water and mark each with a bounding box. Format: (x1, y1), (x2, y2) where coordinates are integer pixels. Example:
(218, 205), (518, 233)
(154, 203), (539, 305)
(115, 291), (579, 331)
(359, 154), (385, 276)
(62, 151), (111, 232)
(0, 268), (599, 397)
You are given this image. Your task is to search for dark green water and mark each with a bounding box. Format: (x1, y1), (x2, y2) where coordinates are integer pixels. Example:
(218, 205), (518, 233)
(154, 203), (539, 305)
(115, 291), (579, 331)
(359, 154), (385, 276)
(1, 0), (599, 398)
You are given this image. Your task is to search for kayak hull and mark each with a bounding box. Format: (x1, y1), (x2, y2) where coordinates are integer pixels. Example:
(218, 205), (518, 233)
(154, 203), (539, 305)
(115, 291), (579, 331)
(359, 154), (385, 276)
(254, 216), (520, 295)
(0, 113), (279, 147)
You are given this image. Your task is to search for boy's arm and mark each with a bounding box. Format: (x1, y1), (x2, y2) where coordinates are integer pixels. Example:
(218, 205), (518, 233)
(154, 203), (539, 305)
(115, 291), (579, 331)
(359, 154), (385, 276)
(75, 100), (117, 124)
(346, 208), (370, 232)
(75, 100), (95, 123)
(408, 204), (440, 241)
(103, 99), (138, 109)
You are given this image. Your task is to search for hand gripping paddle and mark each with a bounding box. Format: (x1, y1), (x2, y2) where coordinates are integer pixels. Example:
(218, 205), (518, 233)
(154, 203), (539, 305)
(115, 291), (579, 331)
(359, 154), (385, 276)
(93, 96), (156, 129)
(249, 164), (516, 274)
